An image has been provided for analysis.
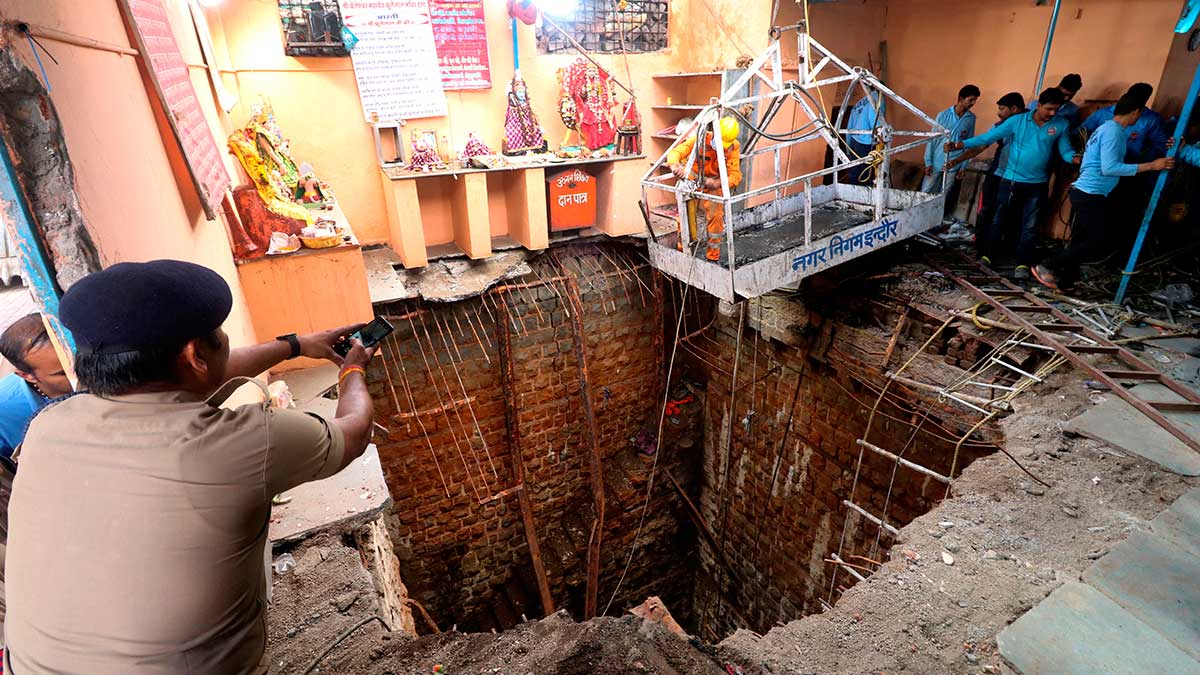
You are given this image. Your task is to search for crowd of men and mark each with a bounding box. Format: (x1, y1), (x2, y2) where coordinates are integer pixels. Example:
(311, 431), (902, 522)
(852, 74), (1196, 290)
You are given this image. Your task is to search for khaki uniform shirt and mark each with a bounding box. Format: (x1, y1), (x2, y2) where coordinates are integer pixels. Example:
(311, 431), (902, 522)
(3, 382), (345, 674)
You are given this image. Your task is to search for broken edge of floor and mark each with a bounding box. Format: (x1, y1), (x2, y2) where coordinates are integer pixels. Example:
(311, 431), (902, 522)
(997, 486), (1200, 674)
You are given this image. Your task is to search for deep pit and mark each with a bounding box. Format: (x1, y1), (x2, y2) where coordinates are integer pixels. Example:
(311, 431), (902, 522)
(362, 243), (1009, 643)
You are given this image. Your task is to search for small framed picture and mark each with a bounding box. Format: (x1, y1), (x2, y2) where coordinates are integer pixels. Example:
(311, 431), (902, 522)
(411, 129), (441, 156)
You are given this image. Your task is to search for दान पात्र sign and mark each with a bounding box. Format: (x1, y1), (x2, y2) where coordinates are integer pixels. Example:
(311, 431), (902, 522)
(340, 0), (449, 122)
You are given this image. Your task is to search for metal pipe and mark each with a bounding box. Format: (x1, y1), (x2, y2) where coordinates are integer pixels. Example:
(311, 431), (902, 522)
(1032, 0), (1063, 96)
(1115, 61), (1200, 303)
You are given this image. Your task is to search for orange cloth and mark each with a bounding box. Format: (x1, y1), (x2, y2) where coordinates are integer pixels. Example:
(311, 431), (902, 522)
(668, 134), (741, 261)
(667, 134), (743, 186)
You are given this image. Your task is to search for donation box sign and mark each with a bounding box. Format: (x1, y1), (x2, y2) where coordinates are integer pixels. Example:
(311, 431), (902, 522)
(546, 168), (597, 231)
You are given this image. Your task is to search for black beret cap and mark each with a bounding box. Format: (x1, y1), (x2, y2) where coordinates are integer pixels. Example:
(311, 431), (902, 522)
(61, 260), (233, 355)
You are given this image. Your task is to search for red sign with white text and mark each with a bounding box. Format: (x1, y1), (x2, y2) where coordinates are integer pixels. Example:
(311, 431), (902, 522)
(119, 0), (229, 220)
(430, 0), (492, 90)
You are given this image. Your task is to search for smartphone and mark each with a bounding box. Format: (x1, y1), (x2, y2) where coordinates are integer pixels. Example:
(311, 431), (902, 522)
(334, 317), (395, 357)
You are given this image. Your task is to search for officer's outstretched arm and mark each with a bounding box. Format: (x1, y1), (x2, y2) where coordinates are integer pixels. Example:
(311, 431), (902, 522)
(331, 339), (376, 469)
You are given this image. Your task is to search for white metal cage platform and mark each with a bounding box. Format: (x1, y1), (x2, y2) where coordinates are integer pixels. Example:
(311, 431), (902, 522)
(641, 30), (952, 302)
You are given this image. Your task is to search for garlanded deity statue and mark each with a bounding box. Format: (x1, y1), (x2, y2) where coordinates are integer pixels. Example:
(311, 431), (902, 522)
(502, 71), (548, 156)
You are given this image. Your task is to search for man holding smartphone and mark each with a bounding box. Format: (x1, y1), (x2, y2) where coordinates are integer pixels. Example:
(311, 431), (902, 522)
(3, 260), (377, 674)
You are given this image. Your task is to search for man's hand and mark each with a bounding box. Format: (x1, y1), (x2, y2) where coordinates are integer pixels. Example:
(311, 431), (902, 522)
(670, 163), (687, 179)
(1150, 157), (1176, 172)
(341, 338), (378, 371)
(1072, 154), (1083, 166)
(943, 141), (962, 153)
(1166, 137), (1176, 150)
(923, 165), (933, 176)
(703, 177), (722, 190)
(298, 324), (367, 365)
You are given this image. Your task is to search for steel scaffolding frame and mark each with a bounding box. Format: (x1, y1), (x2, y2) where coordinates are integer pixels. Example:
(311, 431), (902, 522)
(641, 32), (951, 302)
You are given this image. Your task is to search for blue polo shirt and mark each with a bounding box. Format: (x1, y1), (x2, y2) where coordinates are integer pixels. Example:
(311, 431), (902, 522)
(962, 111), (1075, 184)
(1029, 99), (1080, 132)
(1073, 120), (1139, 196)
(925, 106), (977, 172)
(847, 94), (885, 146)
(0, 374), (50, 459)
(1081, 106), (1169, 161)
(1181, 142), (1200, 168)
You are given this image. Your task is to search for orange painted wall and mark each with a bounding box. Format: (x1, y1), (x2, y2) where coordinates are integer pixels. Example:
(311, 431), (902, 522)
(882, 0), (1183, 162)
(2, 0), (259, 350)
(213, 0), (701, 243)
(1156, 29), (1200, 120)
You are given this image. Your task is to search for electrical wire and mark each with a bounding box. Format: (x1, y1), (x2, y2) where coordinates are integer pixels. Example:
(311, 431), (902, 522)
(601, 237), (705, 616)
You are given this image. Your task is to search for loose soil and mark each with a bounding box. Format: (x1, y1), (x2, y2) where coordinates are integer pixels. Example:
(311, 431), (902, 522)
(266, 263), (1198, 674)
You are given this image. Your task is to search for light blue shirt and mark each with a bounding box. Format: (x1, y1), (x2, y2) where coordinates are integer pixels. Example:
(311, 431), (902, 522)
(1180, 142), (1200, 168)
(1073, 120), (1139, 196)
(847, 94), (884, 146)
(925, 106), (976, 171)
(1028, 99), (1080, 132)
(962, 111), (1075, 184)
(0, 374), (49, 459)
(1081, 106), (1169, 161)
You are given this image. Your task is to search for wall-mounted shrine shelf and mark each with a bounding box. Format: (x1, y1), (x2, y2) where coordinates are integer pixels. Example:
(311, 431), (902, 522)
(379, 154), (645, 268)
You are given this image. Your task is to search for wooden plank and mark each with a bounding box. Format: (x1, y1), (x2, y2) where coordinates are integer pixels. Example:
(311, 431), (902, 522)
(928, 251), (1200, 454)
(380, 173), (428, 268)
(453, 172), (491, 259)
(496, 300), (554, 616)
(560, 273), (605, 619)
(1103, 370), (1163, 381)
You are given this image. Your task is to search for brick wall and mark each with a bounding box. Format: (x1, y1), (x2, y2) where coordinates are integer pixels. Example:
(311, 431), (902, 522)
(367, 244), (698, 632)
(687, 297), (1001, 641)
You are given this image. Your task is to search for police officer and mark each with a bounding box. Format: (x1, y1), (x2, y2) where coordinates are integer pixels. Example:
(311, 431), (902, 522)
(3, 260), (377, 674)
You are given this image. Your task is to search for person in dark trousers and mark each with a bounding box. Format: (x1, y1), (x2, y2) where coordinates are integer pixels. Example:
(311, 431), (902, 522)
(948, 88), (1078, 280)
(947, 92), (1027, 249)
(1033, 94), (1174, 291)
(1080, 82), (1172, 256)
(922, 84), (980, 200)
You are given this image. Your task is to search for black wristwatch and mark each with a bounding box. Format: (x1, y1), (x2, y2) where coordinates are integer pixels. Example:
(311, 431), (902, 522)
(276, 333), (301, 359)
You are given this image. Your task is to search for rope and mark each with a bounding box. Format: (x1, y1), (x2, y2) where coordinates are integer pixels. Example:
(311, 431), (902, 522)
(601, 238), (704, 616)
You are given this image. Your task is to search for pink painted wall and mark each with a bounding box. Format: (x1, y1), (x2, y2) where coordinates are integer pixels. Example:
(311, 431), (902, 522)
(2, 0), (259, 349)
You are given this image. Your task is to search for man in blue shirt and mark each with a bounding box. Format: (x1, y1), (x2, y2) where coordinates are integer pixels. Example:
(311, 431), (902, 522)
(1028, 74), (1083, 134)
(1033, 95), (1173, 291)
(947, 92), (1027, 244)
(922, 84), (980, 199)
(844, 90), (884, 185)
(1080, 83), (1169, 162)
(1181, 141), (1200, 167)
(948, 88), (1078, 279)
(0, 314), (72, 459)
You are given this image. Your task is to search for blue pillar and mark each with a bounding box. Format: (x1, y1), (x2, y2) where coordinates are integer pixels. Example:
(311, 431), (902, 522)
(1114, 62), (1200, 304)
(0, 138), (74, 352)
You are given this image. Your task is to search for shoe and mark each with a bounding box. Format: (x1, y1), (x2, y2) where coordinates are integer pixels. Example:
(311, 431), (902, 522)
(705, 247), (720, 262)
(1013, 265), (1031, 281)
(979, 255), (993, 267)
(1031, 264), (1059, 290)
